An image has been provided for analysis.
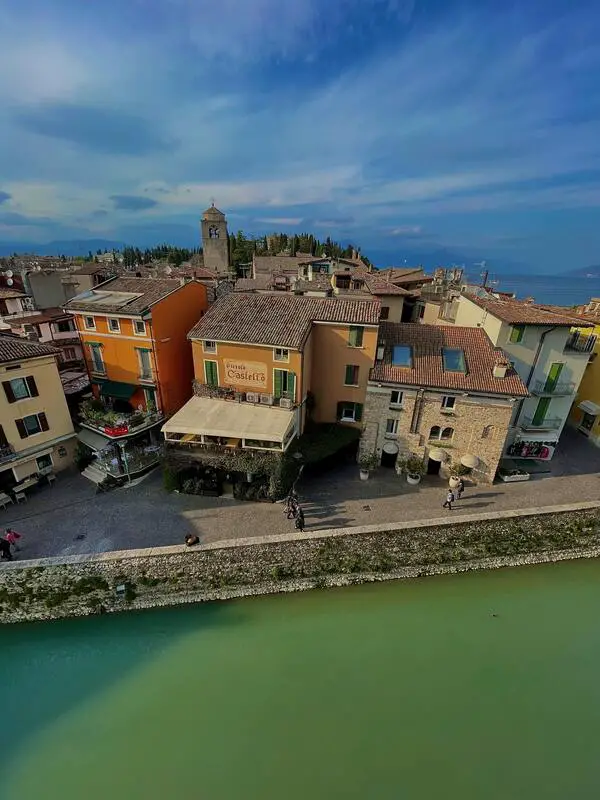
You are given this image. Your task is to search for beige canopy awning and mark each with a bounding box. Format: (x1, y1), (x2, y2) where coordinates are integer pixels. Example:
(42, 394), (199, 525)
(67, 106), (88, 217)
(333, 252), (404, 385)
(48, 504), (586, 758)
(162, 396), (295, 443)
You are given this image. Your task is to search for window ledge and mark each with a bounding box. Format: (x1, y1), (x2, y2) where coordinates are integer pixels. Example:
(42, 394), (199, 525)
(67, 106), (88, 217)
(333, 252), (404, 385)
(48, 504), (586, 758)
(388, 405), (403, 411)
(384, 433), (398, 440)
(440, 410), (456, 415)
(344, 383), (360, 388)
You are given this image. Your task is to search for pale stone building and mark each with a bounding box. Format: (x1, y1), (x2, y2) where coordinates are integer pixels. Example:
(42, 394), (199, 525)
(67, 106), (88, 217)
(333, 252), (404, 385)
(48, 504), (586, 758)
(359, 323), (528, 483)
(200, 204), (230, 276)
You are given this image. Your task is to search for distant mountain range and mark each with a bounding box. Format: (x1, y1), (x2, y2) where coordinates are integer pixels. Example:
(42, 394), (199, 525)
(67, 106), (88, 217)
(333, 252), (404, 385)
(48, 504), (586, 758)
(0, 239), (125, 257)
(569, 265), (600, 278)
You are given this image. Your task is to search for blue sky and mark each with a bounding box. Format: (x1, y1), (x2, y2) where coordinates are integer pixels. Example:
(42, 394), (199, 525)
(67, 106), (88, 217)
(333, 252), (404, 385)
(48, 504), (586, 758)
(0, 0), (599, 271)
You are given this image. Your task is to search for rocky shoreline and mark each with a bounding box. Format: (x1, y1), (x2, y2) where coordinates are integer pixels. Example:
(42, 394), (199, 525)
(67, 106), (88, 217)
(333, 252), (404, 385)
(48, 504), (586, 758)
(2, 504), (600, 624)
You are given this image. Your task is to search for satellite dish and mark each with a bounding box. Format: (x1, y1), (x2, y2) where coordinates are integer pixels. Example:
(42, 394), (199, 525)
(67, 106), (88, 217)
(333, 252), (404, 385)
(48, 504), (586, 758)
(6, 278), (13, 286)
(5, 270), (13, 278)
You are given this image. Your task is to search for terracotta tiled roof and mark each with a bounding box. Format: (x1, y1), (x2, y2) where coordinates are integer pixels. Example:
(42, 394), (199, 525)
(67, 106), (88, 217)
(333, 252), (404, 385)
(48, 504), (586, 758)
(4, 307), (71, 326)
(253, 255), (319, 275)
(64, 277), (187, 314)
(0, 288), (26, 299)
(376, 267), (429, 284)
(0, 333), (59, 364)
(71, 264), (115, 276)
(371, 323), (528, 397)
(294, 274), (332, 293)
(462, 294), (593, 327)
(189, 292), (380, 349)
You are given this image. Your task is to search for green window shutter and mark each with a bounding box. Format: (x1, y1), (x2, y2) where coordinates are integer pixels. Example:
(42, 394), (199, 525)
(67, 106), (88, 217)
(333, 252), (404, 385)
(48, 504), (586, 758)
(274, 369), (283, 398)
(355, 403), (363, 422)
(336, 402), (344, 420)
(510, 325), (524, 343)
(532, 397), (550, 426)
(349, 326), (364, 347)
(345, 365), (353, 384)
(348, 327), (357, 347)
(287, 372), (296, 401)
(205, 360), (218, 386)
(544, 362), (564, 392)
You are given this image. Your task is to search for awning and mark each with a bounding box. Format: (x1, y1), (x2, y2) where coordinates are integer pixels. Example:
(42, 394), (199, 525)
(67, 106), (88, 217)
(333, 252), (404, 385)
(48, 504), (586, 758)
(578, 400), (600, 416)
(96, 380), (137, 400)
(461, 454), (480, 469)
(78, 427), (112, 452)
(162, 396), (295, 443)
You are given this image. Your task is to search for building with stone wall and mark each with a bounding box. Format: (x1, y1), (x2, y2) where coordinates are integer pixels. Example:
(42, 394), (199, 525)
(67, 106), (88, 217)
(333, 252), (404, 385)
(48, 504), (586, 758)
(200, 205), (230, 276)
(359, 322), (528, 483)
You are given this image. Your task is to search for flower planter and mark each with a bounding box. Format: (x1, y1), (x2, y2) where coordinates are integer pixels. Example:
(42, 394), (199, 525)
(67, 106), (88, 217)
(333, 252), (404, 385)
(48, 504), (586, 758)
(406, 473), (421, 485)
(359, 469), (370, 481)
(499, 472), (530, 483)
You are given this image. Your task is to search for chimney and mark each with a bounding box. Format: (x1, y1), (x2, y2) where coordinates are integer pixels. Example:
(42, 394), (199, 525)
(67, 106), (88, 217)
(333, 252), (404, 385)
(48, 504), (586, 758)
(376, 344), (385, 361)
(493, 363), (508, 378)
(307, 264), (313, 282)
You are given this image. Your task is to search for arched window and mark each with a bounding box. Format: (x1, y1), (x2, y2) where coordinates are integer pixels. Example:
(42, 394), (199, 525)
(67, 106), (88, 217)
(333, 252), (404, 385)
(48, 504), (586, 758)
(481, 425), (495, 439)
(429, 426), (441, 440)
(441, 427), (454, 440)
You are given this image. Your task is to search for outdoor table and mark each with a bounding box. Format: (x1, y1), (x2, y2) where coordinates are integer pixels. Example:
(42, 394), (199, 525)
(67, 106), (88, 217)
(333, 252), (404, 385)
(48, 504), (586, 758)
(12, 476), (39, 494)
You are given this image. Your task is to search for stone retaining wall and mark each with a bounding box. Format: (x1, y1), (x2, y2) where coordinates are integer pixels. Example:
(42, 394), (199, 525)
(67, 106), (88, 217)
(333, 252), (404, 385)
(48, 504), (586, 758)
(2, 502), (600, 624)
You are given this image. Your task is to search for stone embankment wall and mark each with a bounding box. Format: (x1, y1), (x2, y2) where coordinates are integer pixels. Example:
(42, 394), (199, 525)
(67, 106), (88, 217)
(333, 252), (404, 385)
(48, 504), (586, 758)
(2, 503), (600, 624)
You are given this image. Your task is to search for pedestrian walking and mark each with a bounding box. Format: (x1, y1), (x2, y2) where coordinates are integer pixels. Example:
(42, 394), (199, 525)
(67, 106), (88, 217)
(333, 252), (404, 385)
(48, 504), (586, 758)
(0, 538), (12, 561)
(4, 528), (21, 552)
(294, 507), (305, 532)
(443, 489), (455, 510)
(456, 479), (465, 500)
(286, 492), (299, 519)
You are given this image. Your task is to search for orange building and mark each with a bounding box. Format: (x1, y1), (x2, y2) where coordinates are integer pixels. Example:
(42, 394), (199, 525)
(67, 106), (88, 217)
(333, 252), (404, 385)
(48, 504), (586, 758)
(64, 277), (208, 482)
(162, 292), (379, 491)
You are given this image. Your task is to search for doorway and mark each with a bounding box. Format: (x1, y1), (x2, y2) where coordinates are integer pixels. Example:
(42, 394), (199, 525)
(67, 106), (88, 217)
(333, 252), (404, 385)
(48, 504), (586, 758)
(427, 458), (441, 475)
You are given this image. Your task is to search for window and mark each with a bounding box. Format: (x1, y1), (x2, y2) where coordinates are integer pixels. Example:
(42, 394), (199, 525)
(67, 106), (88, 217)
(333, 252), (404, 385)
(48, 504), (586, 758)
(63, 347), (77, 361)
(15, 412), (49, 439)
(348, 326), (364, 347)
(134, 320), (147, 336)
(429, 425), (454, 441)
(274, 348), (289, 362)
(392, 345), (412, 367)
(137, 349), (153, 380)
(380, 306), (390, 320)
(144, 387), (157, 411)
(418, 305), (425, 319)
(337, 402), (363, 422)
(441, 395), (456, 411)
(442, 348), (466, 373)
(88, 344), (105, 374)
(203, 340), (217, 354)
(205, 360), (218, 386)
(55, 320), (73, 333)
(107, 318), (120, 333)
(481, 425), (495, 439)
(385, 418), (399, 436)
(3, 376), (38, 403)
(344, 365), (359, 386)
(390, 390), (403, 408)
(84, 316), (95, 330)
(274, 369), (296, 400)
(509, 325), (525, 343)
(36, 454), (53, 470)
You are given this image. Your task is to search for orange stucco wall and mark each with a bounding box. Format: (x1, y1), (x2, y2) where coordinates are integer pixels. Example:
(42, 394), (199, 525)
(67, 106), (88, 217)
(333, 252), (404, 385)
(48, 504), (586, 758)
(151, 281), (208, 415)
(73, 280), (208, 417)
(309, 323), (378, 424)
(192, 340), (303, 403)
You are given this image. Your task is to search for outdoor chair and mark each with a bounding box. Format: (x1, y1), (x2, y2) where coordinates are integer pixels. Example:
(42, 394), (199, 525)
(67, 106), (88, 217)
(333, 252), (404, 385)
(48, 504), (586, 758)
(14, 491), (27, 504)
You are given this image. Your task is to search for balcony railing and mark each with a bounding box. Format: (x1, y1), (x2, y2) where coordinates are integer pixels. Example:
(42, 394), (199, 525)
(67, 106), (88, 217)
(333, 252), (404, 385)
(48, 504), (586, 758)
(531, 379), (576, 396)
(565, 332), (597, 354)
(520, 415), (563, 431)
(165, 434), (285, 454)
(0, 443), (16, 464)
(80, 403), (165, 438)
(192, 380), (297, 409)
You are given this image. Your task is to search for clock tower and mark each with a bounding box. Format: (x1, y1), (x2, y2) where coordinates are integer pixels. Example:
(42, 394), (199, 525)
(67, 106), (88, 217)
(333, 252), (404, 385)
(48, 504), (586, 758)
(200, 204), (230, 276)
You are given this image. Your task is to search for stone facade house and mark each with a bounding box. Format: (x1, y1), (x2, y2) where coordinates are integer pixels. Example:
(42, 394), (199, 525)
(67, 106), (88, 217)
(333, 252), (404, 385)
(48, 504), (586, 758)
(359, 323), (528, 483)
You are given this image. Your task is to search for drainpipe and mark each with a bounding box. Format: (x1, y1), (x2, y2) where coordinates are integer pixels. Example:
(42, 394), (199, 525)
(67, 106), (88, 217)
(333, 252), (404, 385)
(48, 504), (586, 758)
(147, 319), (166, 416)
(513, 326), (557, 427)
(410, 388), (425, 434)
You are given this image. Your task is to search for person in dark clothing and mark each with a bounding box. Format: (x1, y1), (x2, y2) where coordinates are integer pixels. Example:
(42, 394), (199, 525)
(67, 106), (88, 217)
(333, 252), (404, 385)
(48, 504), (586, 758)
(0, 538), (13, 560)
(286, 495), (299, 519)
(443, 489), (455, 510)
(294, 507), (305, 532)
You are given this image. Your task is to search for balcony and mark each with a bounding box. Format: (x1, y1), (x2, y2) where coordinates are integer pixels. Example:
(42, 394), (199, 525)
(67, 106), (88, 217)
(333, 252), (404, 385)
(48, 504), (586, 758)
(192, 380), (297, 409)
(531, 379), (576, 396)
(0, 443), (16, 464)
(565, 332), (597, 354)
(520, 415), (563, 431)
(80, 400), (164, 439)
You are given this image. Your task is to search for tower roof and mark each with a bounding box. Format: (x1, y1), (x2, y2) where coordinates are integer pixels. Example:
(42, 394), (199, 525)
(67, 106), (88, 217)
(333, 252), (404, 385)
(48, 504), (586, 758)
(202, 203), (226, 220)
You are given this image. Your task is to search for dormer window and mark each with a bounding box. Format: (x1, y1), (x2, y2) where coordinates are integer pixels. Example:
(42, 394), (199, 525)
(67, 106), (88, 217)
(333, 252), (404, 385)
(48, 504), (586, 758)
(442, 348), (466, 373)
(203, 341), (217, 354)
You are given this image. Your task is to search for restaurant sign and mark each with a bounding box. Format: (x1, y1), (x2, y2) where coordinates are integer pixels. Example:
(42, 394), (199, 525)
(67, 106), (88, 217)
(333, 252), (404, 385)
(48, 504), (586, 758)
(223, 359), (268, 388)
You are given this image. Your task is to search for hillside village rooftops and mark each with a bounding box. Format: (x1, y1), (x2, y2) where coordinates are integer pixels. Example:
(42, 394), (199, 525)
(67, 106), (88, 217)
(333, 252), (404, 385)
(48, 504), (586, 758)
(0, 333), (58, 364)
(188, 292), (380, 349)
(371, 323), (528, 397)
(64, 277), (186, 315)
(463, 293), (593, 327)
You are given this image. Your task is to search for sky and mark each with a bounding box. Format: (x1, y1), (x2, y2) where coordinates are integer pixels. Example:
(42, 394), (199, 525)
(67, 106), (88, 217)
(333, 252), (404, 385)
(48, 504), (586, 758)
(0, 0), (599, 271)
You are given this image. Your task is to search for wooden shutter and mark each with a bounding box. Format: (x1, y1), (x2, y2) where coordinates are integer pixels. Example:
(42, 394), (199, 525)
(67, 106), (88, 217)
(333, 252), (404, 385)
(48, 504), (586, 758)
(355, 403), (363, 422)
(0, 424), (8, 447)
(205, 361), (217, 386)
(274, 369), (283, 398)
(25, 376), (39, 397)
(15, 418), (28, 439)
(287, 372), (296, 402)
(3, 381), (16, 403)
(336, 402), (344, 421)
(38, 412), (49, 431)
(348, 327), (357, 347)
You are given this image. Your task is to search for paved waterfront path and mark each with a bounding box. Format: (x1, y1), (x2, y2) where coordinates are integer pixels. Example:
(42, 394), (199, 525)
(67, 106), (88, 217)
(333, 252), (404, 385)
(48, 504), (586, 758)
(1, 454), (599, 561)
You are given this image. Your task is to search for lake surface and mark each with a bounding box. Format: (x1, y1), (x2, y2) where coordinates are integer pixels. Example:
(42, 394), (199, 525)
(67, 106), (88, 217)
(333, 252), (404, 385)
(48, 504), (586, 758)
(2, 560), (600, 799)
(467, 272), (600, 306)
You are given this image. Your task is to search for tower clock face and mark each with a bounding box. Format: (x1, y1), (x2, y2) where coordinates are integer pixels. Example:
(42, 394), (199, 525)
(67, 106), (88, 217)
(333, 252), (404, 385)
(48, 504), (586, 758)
(209, 226), (220, 239)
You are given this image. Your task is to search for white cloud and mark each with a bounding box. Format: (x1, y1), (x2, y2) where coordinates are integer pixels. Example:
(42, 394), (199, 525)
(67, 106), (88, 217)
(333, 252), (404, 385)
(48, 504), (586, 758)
(390, 225), (423, 235)
(257, 217), (303, 225)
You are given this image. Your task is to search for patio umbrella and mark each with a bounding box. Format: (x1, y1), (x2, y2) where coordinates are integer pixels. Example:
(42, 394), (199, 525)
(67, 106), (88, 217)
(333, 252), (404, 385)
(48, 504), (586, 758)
(460, 453), (480, 469)
(428, 447), (448, 462)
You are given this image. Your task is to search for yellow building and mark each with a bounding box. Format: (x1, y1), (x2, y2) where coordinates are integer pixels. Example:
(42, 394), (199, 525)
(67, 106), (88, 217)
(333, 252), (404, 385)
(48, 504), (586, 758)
(162, 292), (379, 489)
(569, 319), (600, 444)
(0, 333), (77, 495)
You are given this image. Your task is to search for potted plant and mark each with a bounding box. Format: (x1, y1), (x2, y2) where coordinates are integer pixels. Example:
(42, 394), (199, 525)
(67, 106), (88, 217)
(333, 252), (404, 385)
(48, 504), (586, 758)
(358, 452), (379, 480)
(403, 455), (426, 485)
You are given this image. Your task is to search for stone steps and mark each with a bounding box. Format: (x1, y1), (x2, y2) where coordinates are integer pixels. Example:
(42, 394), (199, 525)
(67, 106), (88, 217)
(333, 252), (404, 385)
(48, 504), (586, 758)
(82, 463), (107, 485)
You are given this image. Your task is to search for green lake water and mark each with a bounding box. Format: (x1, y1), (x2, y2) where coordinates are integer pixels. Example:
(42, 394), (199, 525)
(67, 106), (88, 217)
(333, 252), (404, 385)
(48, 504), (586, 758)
(2, 560), (600, 799)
